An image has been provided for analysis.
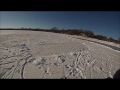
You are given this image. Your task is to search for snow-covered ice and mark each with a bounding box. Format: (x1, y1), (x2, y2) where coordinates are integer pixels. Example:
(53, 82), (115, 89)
(0, 30), (120, 79)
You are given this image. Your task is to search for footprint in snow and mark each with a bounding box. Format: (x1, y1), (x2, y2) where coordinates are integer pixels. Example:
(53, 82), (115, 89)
(37, 58), (46, 66)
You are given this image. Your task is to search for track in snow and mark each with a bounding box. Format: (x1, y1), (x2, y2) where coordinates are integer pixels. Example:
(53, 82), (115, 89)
(0, 30), (120, 79)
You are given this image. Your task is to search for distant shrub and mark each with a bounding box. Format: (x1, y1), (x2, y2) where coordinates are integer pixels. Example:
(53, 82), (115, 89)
(84, 30), (95, 38)
(94, 35), (108, 41)
(1, 27), (119, 44)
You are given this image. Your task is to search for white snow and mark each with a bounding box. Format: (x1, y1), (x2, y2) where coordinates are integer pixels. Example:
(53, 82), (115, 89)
(0, 30), (120, 79)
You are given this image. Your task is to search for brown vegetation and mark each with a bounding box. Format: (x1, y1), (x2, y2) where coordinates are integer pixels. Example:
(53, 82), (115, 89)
(0, 27), (120, 44)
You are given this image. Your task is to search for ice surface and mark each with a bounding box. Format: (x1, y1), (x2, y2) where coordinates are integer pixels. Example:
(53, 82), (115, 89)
(0, 30), (120, 79)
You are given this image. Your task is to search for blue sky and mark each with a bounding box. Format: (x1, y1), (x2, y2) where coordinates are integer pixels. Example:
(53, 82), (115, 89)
(0, 11), (120, 40)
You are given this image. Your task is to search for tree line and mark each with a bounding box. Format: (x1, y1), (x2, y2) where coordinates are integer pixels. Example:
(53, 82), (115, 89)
(45, 27), (120, 44)
(1, 27), (120, 44)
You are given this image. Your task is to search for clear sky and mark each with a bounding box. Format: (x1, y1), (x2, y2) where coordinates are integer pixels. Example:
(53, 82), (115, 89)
(0, 11), (120, 40)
